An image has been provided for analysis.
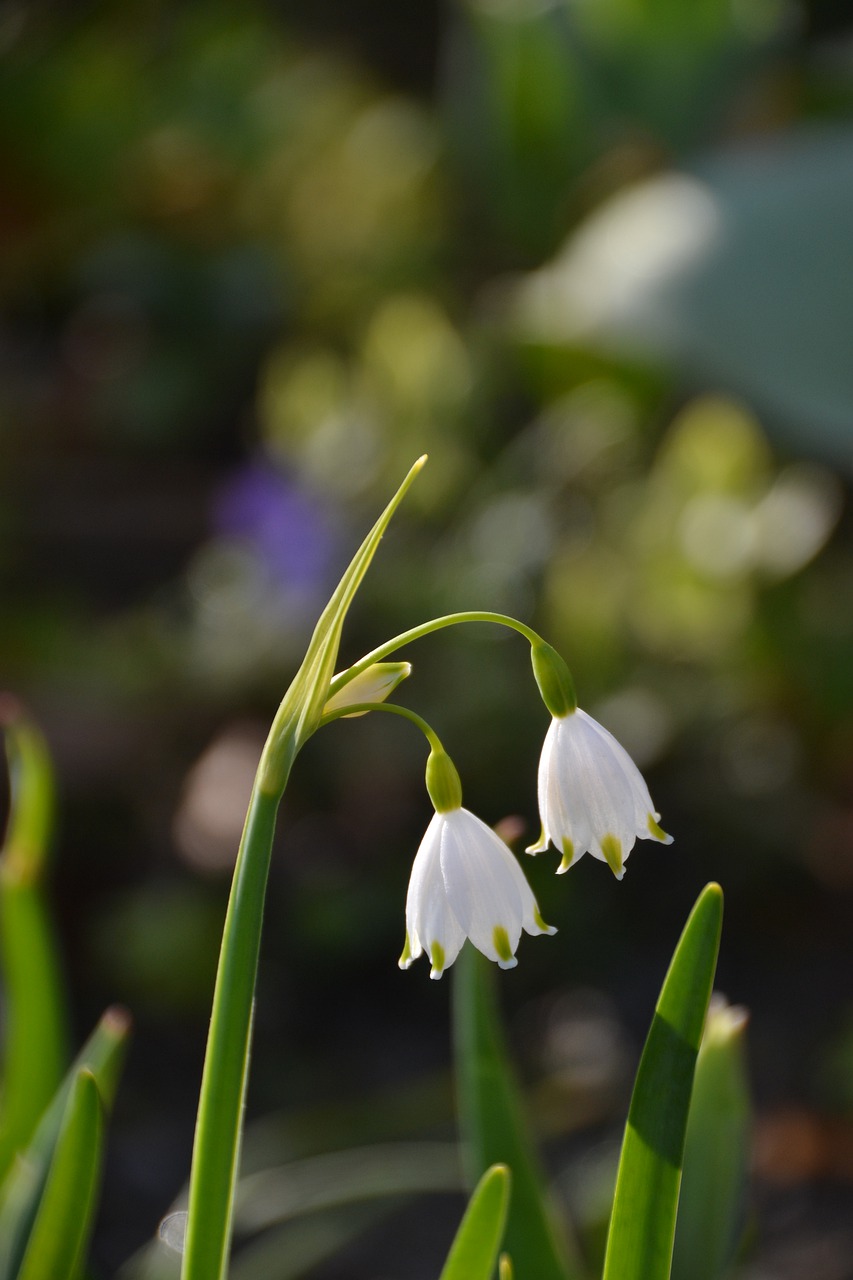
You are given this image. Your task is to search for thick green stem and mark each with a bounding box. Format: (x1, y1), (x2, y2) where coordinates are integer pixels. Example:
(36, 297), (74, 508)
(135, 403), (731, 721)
(327, 612), (543, 701)
(181, 783), (284, 1280)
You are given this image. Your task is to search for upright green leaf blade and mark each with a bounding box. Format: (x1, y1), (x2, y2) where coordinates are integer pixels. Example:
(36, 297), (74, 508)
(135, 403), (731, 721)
(452, 947), (585, 1280)
(439, 1164), (510, 1280)
(17, 1069), (104, 1280)
(671, 999), (751, 1280)
(602, 883), (724, 1280)
(0, 706), (68, 1179)
(0, 1006), (130, 1280)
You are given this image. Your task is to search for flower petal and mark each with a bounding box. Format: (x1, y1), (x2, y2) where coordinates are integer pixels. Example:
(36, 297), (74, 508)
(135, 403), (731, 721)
(437, 809), (525, 965)
(534, 708), (672, 875)
(404, 813), (465, 977)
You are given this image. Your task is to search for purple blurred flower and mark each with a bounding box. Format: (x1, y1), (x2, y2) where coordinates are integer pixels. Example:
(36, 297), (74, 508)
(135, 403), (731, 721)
(213, 460), (337, 595)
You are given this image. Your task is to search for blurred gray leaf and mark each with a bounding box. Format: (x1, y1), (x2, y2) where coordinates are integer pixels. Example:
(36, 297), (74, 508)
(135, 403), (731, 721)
(518, 127), (853, 469)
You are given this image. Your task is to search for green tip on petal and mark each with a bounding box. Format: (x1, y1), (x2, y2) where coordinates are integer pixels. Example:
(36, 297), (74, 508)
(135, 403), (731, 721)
(600, 833), (624, 879)
(398, 934), (413, 970)
(647, 812), (673, 844)
(493, 926), (517, 969)
(499, 1255), (514, 1280)
(525, 825), (549, 855)
(533, 906), (557, 936)
(429, 940), (446, 980)
(557, 837), (575, 874)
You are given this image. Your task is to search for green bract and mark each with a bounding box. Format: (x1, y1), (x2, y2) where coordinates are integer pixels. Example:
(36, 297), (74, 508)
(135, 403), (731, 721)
(530, 641), (578, 719)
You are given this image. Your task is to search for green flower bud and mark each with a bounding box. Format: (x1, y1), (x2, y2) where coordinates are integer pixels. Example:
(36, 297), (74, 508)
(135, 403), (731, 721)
(425, 747), (463, 814)
(530, 642), (577, 719)
(323, 662), (412, 718)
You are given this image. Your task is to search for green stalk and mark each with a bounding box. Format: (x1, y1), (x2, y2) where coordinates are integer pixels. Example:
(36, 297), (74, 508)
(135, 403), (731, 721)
(181, 458), (427, 1280)
(181, 785), (282, 1280)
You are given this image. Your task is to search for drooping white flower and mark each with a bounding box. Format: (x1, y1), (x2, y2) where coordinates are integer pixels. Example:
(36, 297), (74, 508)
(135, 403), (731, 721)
(399, 807), (556, 980)
(527, 709), (672, 878)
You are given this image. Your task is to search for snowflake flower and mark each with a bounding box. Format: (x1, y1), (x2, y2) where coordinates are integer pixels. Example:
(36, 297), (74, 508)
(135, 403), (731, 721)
(527, 709), (672, 878)
(400, 807), (555, 980)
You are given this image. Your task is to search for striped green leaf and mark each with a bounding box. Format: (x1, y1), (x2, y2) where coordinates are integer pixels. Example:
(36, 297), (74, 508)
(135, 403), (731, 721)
(671, 998), (751, 1280)
(602, 883), (724, 1280)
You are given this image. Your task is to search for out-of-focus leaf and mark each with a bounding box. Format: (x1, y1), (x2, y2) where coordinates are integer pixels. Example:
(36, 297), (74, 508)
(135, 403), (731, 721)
(230, 1204), (394, 1280)
(122, 1197), (406, 1280)
(518, 130), (853, 469)
(439, 1163), (510, 1280)
(0, 705), (68, 1180)
(16, 1069), (104, 1280)
(0, 1006), (131, 1280)
(453, 946), (585, 1280)
(445, 0), (583, 256)
(671, 997), (751, 1280)
(602, 883), (724, 1280)
(235, 1141), (462, 1231)
(567, 0), (772, 151)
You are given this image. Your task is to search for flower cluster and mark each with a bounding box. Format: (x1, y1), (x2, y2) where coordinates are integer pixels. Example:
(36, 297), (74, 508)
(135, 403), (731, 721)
(394, 642), (671, 979)
(321, 563), (672, 980)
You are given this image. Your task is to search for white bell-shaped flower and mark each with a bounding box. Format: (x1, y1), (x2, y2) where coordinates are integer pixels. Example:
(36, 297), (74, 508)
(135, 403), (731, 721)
(528, 709), (672, 878)
(399, 807), (556, 980)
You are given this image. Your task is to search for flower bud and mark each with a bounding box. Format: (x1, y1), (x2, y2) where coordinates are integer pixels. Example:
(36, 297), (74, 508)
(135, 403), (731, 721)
(323, 662), (412, 718)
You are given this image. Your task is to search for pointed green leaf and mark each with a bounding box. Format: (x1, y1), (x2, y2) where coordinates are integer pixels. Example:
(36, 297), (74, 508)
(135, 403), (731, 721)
(602, 883), (724, 1280)
(671, 999), (751, 1280)
(0, 707), (68, 1180)
(0, 1006), (130, 1280)
(439, 1164), (510, 1280)
(182, 460), (426, 1280)
(16, 1069), (104, 1280)
(452, 947), (585, 1280)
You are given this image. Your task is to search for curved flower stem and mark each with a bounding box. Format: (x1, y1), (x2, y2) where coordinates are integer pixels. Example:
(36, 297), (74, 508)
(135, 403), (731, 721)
(318, 701), (444, 755)
(328, 613), (544, 701)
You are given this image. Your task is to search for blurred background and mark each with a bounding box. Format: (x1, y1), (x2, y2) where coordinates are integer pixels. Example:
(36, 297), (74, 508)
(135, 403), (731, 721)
(1, 0), (853, 1275)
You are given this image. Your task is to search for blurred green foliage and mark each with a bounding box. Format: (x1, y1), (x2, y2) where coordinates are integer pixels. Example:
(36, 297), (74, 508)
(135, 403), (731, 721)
(0, 0), (852, 1274)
